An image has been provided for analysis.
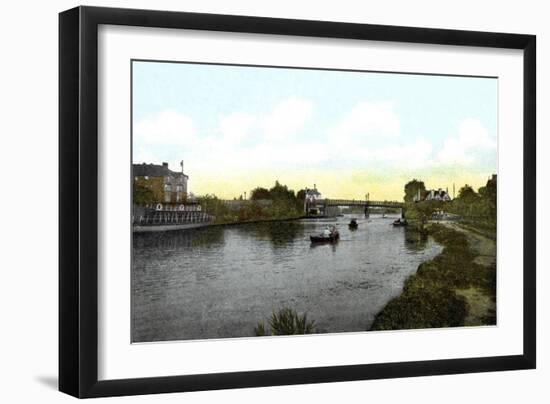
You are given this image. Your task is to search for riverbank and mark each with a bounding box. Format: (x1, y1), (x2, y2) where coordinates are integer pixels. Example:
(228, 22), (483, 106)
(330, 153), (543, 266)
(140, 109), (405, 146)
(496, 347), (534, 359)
(370, 222), (496, 331)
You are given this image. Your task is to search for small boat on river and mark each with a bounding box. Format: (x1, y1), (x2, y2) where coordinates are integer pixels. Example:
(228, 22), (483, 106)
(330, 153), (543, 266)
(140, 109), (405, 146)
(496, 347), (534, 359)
(392, 218), (408, 227)
(310, 226), (340, 243)
(348, 218), (358, 229)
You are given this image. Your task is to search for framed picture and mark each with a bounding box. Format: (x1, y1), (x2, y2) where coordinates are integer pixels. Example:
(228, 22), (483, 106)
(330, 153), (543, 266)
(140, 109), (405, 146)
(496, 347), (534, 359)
(59, 6), (536, 398)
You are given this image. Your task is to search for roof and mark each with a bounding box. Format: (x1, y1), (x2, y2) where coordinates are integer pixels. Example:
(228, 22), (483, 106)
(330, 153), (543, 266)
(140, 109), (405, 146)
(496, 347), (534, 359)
(306, 188), (321, 196)
(133, 163), (188, 178)
(424, 189), (451, 200)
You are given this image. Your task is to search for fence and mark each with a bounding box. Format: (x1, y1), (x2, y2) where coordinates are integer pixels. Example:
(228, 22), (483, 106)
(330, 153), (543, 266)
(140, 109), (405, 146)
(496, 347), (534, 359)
(132, 210), (213, 226)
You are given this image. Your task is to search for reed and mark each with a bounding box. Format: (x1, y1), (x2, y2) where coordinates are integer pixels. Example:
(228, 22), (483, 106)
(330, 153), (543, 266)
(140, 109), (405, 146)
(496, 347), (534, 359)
(255, 307), (315, 336)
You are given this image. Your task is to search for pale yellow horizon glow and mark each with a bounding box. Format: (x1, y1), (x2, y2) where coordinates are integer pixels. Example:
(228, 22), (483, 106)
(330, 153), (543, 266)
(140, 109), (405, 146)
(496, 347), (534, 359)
(188, 169), (495, 201)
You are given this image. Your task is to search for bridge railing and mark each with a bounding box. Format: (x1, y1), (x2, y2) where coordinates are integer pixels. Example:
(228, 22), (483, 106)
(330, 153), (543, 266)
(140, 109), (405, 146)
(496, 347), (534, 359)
(315, 199), (403, 207)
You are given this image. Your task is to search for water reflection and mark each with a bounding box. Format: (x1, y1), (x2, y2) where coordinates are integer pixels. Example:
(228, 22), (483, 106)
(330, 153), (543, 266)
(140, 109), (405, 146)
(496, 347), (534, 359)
(403, 227), (429, 252)
(133, 226), (225, 250)
(309, 241), (338, 253)
(237, 221), (305, 248)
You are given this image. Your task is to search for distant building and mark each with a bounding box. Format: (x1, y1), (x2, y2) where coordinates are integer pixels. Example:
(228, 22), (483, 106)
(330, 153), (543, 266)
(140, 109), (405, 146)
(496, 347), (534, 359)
(304, 184), (325, 216)
(305, 184), (322, 202)
(133, 162), (199, 211)
(414, 188), (452, 202)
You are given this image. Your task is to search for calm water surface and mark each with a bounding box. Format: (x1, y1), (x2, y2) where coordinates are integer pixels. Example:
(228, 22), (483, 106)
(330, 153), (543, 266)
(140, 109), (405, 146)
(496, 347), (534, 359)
(132, 214), (442, 342)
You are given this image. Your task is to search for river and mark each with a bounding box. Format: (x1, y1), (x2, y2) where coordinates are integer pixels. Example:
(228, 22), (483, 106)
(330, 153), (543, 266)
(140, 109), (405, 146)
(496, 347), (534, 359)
(132, 214), (442, 342)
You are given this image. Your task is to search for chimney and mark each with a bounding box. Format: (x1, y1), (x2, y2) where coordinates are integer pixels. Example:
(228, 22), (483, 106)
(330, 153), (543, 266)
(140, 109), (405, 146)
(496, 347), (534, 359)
(162, 162), (168, 168)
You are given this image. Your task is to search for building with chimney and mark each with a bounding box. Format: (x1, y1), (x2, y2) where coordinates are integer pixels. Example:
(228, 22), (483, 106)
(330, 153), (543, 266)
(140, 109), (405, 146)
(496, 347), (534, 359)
(133, 162), (197, 211)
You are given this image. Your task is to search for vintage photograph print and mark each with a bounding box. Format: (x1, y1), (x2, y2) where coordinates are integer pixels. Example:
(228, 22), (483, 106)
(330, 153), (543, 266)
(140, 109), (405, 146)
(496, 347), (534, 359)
(131, 61), (497, 343)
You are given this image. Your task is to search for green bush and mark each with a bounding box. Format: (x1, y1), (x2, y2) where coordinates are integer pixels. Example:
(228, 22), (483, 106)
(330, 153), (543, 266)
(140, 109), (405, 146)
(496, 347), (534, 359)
(199, 181), (304, 225)
(371, 287), (467, 330)
(370, 224), (495, 331)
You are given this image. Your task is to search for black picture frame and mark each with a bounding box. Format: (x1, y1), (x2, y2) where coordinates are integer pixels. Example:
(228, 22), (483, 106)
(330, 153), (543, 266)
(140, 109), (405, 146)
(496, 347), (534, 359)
(59, 5), (536, 398)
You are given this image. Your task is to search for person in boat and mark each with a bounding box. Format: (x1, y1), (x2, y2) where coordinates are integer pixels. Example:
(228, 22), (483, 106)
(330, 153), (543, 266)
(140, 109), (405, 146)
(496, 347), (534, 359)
(323, 226), (331, 237)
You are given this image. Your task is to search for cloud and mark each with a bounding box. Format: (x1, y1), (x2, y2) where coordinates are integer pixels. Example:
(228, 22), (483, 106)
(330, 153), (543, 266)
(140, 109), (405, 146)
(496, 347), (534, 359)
(329, 101), (401, 144)
(132, 105), (495, 198)
(322, 101), (433, 169)
(134, 109), (196, 146)
(370, 139), (434, 169)
(437, 119), (496, 166)
(218, 112), (255, 144)
(262, 97), (313, 141)
(132, 98), (314, 174)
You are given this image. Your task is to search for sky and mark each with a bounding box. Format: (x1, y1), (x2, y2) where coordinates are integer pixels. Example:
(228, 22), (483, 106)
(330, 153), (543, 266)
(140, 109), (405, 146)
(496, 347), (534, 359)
(132, 60), (497, 201)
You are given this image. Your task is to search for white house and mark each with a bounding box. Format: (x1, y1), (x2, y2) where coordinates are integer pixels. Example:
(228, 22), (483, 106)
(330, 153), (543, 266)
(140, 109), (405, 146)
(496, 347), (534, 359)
(415, 188), (452, 202)
(305, 184), (322, 202)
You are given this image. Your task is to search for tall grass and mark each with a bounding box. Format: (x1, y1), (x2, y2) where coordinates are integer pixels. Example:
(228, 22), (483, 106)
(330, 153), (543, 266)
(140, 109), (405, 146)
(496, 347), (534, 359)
(255, 307), (315, 336)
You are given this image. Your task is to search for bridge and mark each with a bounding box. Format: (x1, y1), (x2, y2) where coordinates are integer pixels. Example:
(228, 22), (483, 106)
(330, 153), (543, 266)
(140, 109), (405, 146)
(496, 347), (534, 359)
(320, 199), (403, 208)
(305, 198), (403, 217)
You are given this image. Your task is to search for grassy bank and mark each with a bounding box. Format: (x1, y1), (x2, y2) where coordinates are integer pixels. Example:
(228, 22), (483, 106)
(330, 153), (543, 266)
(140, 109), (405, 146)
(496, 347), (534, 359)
(370, 223), (496, 331)
(453, 220), (496, 241)
(200, 197), (304, 225)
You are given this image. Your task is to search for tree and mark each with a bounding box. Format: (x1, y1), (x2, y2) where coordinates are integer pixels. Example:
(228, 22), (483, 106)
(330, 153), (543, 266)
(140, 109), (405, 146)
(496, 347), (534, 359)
(251, 181), (297, 201)
(457, 185), (478, 202)
(404, 179), (426, 203)
(478, 176), (497, 205)
(133, 182), (155, 205)
(406, 200), (441, 231)
(269, 180), (295, 200)
(296, 189), (306, 201)
(250, 187), (271, 200)
(477, 176), (497, 229)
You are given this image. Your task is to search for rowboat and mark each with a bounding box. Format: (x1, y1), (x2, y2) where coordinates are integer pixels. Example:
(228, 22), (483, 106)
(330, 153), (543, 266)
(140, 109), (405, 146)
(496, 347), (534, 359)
(310, 230), (340, 243)
(392, 218), (408, 227)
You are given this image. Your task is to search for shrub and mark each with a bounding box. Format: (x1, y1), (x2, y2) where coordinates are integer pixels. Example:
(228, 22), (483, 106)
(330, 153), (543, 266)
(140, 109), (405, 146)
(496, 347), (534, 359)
(370, 287), (468, 330)
(370, 223), (495, 331)
(255, 307), (315, 336)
